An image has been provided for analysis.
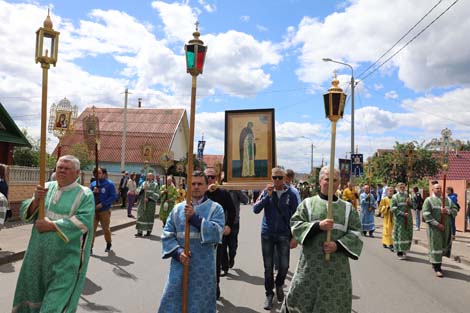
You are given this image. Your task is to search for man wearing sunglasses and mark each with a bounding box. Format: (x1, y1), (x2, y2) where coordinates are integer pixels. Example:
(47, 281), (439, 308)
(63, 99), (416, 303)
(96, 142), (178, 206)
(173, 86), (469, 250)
(253, 167), (299, 310)
(204, 167), (236, 300)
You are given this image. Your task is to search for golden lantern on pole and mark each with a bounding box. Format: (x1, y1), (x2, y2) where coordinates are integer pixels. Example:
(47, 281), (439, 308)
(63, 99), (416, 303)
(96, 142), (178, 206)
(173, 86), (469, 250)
(322, 72), (346, 261)
(182, 21), (207, 313)
(35, 10), (60, 219)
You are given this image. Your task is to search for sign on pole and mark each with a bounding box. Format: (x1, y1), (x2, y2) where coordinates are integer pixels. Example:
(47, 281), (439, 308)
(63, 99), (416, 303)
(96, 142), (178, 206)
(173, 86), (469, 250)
(351, 153), (363, 177)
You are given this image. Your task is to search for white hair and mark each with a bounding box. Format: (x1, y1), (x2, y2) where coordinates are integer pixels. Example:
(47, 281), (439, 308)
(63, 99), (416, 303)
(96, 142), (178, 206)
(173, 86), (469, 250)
(319, 165), (339, 181)
(58, 155), (80, 171)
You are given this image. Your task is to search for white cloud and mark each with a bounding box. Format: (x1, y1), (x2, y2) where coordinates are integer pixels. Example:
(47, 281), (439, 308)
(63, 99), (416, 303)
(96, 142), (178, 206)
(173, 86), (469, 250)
(384, 90), (399, 99)
(198, 0), (216, 13)
(256, 24), (268, 32)
(291, 0), (470, 91)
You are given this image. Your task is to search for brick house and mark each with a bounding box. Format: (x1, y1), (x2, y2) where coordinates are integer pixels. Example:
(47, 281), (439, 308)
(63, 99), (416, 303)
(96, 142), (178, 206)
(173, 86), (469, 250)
(55, 107), (189, 175)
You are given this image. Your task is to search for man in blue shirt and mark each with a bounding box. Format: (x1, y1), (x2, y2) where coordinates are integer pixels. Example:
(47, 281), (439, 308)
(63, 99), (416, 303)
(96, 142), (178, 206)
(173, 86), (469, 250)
(90, 167), (117, 253)
(253, 167), (299, 310)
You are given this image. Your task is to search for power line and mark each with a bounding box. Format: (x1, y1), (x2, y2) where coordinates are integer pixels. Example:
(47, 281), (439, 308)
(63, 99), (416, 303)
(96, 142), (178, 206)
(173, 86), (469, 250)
(358, 0), (459, 83)
(357, 0), (444, 80)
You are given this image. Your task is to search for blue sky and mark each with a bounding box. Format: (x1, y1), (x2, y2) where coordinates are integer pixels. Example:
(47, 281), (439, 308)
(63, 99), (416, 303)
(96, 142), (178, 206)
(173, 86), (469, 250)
(1, 0), (469, 173)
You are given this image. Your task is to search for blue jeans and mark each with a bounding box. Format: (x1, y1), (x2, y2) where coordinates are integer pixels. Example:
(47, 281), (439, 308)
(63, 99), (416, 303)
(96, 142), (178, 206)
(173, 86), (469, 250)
(414, 209), (421, 229)
(261, 234), (290, 296)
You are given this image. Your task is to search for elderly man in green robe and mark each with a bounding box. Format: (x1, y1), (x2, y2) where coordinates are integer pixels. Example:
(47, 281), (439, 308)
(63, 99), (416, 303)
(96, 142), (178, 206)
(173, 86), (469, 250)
(12, 155), (95, 313)
(391, 182), (413, 260)
(422, 182), (458, 277)
(281, 166), (363, 313)
(135, 172), (160, 237)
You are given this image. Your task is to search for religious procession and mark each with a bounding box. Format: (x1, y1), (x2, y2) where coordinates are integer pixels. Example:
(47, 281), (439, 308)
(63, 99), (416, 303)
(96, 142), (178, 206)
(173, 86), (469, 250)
(2, 1), (470, 313)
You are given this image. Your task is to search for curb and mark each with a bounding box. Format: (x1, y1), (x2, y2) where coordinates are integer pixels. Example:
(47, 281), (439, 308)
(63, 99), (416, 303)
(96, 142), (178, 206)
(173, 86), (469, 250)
(0, 219), (137, 266)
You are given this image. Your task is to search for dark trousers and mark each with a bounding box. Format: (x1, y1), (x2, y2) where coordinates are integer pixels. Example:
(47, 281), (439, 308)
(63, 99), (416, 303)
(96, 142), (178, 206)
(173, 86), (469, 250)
(216, 243), (223, 286)
(261, 234), (290, 296)
(120, 188), (128, 207)
(221, 223), (240, 271)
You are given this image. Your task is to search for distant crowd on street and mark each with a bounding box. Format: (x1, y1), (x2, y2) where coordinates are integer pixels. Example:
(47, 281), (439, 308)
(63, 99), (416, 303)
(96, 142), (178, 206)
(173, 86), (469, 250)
(4, 155), (470, 312)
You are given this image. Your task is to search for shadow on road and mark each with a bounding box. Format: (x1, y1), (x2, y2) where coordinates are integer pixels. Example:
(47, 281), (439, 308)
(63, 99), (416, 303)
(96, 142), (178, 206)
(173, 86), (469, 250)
(217, 297), (263, 313)
(441, 269), (470, 282)
(82, 277), (103, 295)
(0, 251), (15, 273)
(79, 296), (122, 312)
(226, 268), (264, 286)
(92, 251), (137, 281)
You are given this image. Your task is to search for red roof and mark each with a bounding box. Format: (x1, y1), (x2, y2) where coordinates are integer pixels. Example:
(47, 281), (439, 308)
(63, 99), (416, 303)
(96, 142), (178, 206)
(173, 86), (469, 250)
(55, 107), (187, 163)
(203, 154), (224, 169)
(434, 151), (470, 180)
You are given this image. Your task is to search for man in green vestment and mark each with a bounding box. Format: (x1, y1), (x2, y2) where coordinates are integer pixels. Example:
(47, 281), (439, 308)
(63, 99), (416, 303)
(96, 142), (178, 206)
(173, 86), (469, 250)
(135, 172), (160, 237)
(281, 166), (363, 313)
(422, 183), (458, 277)
(391, 182), (413, 260)
(12, 155), (95, 313)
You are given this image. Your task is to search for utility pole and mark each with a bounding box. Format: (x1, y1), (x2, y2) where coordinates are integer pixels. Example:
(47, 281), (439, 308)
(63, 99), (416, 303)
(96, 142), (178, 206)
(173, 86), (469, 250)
(310, 143), (314, 175)
(120, 88), (129, 172)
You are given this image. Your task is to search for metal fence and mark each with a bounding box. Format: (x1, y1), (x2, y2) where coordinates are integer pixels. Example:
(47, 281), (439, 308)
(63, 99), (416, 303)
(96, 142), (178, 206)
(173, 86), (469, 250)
(8, 166), (54, 184)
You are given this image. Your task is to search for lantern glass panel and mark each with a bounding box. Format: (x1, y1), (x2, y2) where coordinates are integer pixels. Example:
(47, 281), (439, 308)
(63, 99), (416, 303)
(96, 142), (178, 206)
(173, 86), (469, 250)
(186, 44), (195, 69)
(323, 94), (330, 118)
(332, 94), (340, 116)
(196, 46), (206, 71)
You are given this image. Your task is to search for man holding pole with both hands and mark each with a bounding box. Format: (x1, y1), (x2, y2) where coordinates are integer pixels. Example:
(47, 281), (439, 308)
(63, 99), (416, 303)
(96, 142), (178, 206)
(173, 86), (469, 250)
(281, 166), (363, 313)
(158, 171), (225, 313)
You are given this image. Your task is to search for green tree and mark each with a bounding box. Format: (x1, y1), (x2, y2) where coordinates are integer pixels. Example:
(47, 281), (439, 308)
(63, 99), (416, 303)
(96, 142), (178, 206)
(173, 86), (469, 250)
(69, 143), (93, 170)
(13, 129), (56, 167)
(366, 142), (441, 187)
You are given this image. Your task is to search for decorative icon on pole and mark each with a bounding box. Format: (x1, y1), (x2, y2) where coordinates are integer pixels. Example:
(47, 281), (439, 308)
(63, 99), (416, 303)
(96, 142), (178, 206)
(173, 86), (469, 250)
(48, 97), (78, 158)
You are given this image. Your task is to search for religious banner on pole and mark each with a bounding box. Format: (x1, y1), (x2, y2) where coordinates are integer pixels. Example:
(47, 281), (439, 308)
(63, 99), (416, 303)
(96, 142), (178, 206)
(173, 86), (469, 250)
(351, 153), (363, 177)
(197, 140), (205, 160)
(338, 158), (351, 187)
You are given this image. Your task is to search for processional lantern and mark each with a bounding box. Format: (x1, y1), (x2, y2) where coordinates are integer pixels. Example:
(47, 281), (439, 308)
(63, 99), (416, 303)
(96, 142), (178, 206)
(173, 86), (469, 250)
(35, 10), (60, 66)
(322, 72), (347, 261)
(185, 22), (207, 76)
(36, 11), (60, 219)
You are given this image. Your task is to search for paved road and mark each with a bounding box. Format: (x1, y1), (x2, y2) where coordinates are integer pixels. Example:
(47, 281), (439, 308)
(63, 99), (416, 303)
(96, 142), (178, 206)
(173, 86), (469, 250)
(1, 204), (469, 313)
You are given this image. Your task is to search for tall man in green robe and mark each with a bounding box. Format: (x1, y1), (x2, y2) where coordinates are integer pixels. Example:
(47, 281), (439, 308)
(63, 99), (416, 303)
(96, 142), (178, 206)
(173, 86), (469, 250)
(135, 172), (160, 237)
(391, 182), (413, 260)
(12, 155), (95, 313)
(422, 183), (458, 277)
(281, 166), (363, 313)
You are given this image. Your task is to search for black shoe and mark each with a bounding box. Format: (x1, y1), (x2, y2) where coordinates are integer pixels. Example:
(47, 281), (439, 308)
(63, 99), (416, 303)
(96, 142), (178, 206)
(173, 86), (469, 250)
(383, 244), (388, 249)
(105, 243), (112, 252)
(264, 294), (274, 310)
(363, 231), (367, 236)
(276, 285), (284, 302)
(145, 231), (151, 237)
(369, 232), (374, 238)
(220, 270), (228, 277)
(229, 258), (235, 268)
(135, 232), (143, 237)
(128, 214), (135, 218)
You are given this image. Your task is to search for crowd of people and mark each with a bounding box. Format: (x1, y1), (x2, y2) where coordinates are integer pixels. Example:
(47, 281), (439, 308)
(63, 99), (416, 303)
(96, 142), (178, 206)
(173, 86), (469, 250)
(4, 155), (470, 312)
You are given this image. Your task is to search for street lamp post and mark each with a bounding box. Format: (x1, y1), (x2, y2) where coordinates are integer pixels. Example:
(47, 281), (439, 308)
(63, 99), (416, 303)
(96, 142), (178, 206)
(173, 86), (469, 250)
(322, 58), (354, 183)
(182, 22), (207, 313)
(322, 72), (346, 261)
(35, 11), (60, 219)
